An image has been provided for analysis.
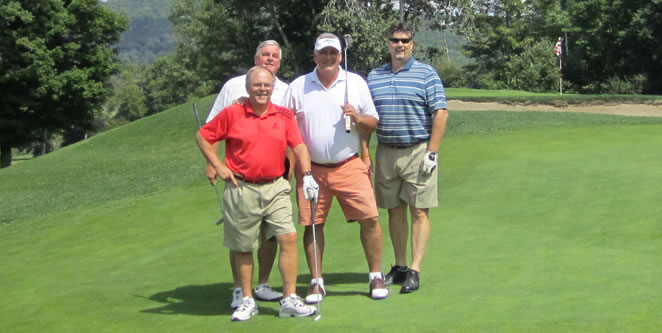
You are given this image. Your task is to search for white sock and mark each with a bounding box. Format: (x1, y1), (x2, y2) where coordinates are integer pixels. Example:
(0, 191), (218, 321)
(369, 272), (383, 281)
(311, 278), (325, 288)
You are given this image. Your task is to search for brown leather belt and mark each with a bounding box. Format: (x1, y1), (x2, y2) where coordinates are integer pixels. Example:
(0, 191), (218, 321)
(234, 175), (281, 185)
(311, 154), (358, 168)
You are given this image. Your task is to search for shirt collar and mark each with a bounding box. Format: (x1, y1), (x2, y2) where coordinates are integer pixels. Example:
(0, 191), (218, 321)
(244, 100), (274, 117)
(389, 56), (416, 73)
(311, 66), (346, 86)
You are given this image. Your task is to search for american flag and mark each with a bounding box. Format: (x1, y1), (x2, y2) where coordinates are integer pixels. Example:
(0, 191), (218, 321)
(554, 37), (563, 56)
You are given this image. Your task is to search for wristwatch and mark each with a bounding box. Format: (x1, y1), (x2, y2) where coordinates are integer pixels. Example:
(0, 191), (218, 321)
(303, 171), (313, 176)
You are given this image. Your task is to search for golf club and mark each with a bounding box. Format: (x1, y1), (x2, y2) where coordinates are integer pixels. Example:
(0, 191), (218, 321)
(193, 103), (224, 225)
(343, 34), (353, 133)
(310, 199), (322, 321)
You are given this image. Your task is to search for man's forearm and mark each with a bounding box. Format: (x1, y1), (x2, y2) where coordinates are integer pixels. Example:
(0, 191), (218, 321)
(427, 109), (448, 153)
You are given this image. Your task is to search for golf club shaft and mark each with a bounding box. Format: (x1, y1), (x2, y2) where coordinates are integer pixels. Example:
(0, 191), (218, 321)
(193, 103), (224, 225)
(310, 200), (322, 317)
(343, 41), (350, 133)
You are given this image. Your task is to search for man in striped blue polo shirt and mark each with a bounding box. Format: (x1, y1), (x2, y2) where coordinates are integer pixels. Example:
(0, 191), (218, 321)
(367, 21), (449, 294)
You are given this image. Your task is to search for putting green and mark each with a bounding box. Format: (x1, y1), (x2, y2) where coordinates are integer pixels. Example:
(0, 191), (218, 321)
(1, 123), (660, 331)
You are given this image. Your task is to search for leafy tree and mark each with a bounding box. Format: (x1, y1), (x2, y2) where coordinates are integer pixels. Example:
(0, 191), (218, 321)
(0, 0), (127, 168)
(565, 0), (662, 93)
(460, 0), (567, 91)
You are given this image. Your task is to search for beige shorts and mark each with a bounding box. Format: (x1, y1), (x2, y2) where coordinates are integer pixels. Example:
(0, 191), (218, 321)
(374, 142), (438, 209)
(222, 177), (296, 252)
(296, 157), (378, 225)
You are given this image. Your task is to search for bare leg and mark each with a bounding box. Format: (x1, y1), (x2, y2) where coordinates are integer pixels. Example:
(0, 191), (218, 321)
(257, 237), (277, 285)
(388, 205), (409, 267)
(409, 207), (431, 272)
(357, 217), (383, 273)
(232, 250), (254, 298)
(276, 232), (298, 296)
(303, 224), (325, 279)
(230, 252), (240, 288)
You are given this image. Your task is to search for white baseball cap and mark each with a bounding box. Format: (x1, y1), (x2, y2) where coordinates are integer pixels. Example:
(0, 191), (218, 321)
(314, 37), (342, 52)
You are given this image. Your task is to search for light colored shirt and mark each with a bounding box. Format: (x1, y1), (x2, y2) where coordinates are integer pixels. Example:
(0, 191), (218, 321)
(206, 75), (289, 123)
(283, 68), (379, 164)
(367, 57), (447, 145)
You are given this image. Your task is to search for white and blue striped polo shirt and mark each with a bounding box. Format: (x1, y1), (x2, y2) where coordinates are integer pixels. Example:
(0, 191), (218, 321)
(367, 57), (447, 145)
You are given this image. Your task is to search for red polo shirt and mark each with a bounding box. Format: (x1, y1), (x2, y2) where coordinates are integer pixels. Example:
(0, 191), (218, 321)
(199, 100), (303, 181)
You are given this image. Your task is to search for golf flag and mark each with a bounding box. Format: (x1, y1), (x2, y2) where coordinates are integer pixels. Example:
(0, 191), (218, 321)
(554, 37), (563, 56)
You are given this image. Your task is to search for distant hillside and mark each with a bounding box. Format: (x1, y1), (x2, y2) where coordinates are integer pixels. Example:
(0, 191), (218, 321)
(102, 0), (174, 64)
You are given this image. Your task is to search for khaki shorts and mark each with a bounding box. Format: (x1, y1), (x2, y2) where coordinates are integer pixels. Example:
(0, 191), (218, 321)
(296, 157), (379, 225)
(374, 142), (438, 209)
(223, 177), (296, 252)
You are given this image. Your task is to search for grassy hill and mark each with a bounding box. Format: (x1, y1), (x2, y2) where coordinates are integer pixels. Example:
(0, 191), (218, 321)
(1, 96), (662, 331)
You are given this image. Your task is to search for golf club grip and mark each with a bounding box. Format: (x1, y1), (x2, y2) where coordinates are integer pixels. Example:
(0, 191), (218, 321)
(344, 115), (351, 133)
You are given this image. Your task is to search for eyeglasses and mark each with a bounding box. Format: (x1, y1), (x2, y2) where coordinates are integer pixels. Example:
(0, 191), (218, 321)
(388, 37), (412, 44)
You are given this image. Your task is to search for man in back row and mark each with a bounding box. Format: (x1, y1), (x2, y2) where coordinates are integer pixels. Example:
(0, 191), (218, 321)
(205, 40), (289, 309)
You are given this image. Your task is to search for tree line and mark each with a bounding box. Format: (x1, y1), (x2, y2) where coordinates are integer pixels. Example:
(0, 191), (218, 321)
(2, 0), (661, 168)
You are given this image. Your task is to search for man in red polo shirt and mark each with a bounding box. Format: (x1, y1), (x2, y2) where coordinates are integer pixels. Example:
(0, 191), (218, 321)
(196, 66), (320, 321)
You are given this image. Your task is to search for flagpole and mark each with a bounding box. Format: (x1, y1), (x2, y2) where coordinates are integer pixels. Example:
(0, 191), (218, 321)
(559, 56), (563, 95)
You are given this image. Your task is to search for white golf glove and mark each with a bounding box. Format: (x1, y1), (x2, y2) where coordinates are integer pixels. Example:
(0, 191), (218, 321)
(420, 150), (437, 174)
(302, 174), (319, 202)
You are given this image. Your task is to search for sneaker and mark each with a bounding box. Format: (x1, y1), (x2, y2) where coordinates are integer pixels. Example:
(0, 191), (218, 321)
(400, 269), (420, 294)
(231, 296), (258, 321)
(254, 283), (283, 301)
(384, 265), (409, 286)
(370, 277), (389, 300)
(304, 282), (326, 304)
(279, 294), (318, 318)
(230, 288), (243, 309)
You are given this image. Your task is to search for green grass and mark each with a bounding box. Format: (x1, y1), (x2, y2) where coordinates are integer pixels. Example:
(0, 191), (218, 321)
(1, 94), (661, 331)
(446, 88), (662, 104)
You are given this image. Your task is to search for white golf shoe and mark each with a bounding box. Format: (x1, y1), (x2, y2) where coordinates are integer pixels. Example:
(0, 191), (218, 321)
(231, 296), (258, 321)
(304, 282), (326, 304)
(279, 294), (318, 318)
(254, 283), (283, 301)
(230, 288), (243, 309)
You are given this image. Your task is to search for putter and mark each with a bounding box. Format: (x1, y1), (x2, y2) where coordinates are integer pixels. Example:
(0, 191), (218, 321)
(193, 103), (224, 225)
(343, 34), (353, 133)
(310, 199), (322, 321)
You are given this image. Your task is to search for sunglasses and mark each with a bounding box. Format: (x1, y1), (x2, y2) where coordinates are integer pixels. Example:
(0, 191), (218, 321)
(388, 37), (412, 44)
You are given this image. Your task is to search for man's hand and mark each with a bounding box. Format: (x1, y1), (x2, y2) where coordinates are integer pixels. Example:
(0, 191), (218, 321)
(214, 164), (238, 187)
(205, 163), (218, 185)
(341, 103), (359, 123)
(361, 155), (373, 174)
(232, 96), (248, 105)
(302, 174), (319, 202)
(420, 150), (437, 174)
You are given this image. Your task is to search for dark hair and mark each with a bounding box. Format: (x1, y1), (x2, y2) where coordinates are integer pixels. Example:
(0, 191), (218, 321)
(389, 21), (414, 38)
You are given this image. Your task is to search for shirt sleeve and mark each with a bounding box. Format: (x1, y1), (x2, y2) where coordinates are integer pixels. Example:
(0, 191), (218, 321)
(356, 75), (379, 120)
(285, 109), (304, 148)
(199, 107), (231, 144)
(425, 68), (448, 113)
(206, 85), (228, 123)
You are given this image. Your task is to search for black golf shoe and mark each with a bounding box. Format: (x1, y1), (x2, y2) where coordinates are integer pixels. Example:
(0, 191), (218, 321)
(400, 269), (419, 293)
(384, 265), (409, 286)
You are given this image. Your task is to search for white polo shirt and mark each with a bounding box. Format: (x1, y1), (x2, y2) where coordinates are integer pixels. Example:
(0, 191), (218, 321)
(206, 75), (289, 123)
(282, 68), (379, 164)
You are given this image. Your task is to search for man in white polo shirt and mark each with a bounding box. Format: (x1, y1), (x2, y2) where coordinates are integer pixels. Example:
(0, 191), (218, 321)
(282, 33), (389, 303)
(205, 40), (289, 309)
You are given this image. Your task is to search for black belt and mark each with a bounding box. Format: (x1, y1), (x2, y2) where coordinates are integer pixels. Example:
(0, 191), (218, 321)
(311, 154), (358, 168)
(382, 142), (422, 149)
(234, 175), (281, 185)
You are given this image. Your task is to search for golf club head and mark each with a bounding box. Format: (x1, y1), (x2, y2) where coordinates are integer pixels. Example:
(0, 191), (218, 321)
(343, 34), (353, 49)
(215, 217), (224, 225)
(314, 314), (321, 321)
